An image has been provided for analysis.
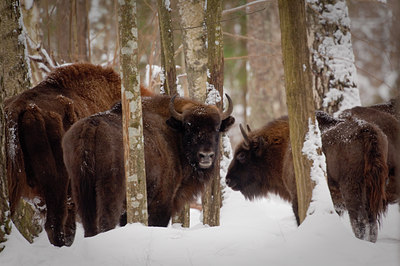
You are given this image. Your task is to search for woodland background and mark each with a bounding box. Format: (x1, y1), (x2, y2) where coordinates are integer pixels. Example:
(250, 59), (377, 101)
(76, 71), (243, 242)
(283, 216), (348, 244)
(21, 0), (399, 146)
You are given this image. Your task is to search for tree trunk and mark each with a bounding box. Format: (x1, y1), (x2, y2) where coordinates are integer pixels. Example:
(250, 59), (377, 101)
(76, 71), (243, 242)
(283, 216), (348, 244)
(278, 0), (315, 224)
(0, 0), (43, 250)
(173, 0), (208, 228)
(157, 0), (177, 95)
(118, 0), (148, 225)
(246, 0), (286, 129)
(202, 0), (224, 227)
(177, 0), (208, 102)
(306, 0), (360, 114)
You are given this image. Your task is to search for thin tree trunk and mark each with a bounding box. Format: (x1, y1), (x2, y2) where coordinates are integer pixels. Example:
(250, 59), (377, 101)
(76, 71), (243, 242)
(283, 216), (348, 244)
(202, 0), (224, 227)
(118, 0), (148, 225)
(278, 0), (315, 224)
(177, 0), (208, 102)
(157, 0), (177, 95)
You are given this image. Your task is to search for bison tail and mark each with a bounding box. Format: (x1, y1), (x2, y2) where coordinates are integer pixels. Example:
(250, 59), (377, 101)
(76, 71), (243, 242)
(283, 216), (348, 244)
(5, 107), (27, 214)
(63, 120), (98, 236)
(361, 124), (388, 223)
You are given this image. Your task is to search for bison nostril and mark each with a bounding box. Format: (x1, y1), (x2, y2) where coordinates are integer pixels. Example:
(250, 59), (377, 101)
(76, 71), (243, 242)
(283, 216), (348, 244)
(199, 151), (214, 160)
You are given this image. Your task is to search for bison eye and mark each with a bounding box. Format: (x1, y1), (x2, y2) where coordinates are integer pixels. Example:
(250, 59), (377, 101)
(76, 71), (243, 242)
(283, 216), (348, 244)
(237, 152), (246, 163)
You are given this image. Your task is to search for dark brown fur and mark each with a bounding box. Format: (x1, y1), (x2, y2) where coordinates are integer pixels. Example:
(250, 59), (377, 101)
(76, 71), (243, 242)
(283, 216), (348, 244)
(226, 111), (389, 243)
(62, 94), (234, 237)
(339, 103), (400, 203)
(5, 63), (121, 246)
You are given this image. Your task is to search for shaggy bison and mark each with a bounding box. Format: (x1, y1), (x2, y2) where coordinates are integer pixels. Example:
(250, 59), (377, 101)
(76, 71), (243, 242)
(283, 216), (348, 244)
(62, 94), (234, 236)
(5, 63), (121, 246)
(226, 110), (389, 242)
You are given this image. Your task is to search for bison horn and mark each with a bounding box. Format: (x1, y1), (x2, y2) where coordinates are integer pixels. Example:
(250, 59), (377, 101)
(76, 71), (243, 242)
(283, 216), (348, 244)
(239, 124), (250, 146)
(221, 94), (233, 120)
(169, 94), (184, 121)
(246, 124), (251, 132)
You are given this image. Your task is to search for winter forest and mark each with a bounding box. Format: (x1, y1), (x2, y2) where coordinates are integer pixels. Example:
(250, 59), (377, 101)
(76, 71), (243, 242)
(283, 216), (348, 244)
(0, 0), (399, 265)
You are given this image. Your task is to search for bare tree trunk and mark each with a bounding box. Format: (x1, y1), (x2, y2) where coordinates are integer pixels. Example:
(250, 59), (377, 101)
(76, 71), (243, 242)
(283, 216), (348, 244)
(56, 0), (71, 63)
(306, 0), (360, 114)
(118, 0), (148, 225)
(202, 0), (224, 227)
(177, 0), (208, 102)
(278, 0), (315, 224)
(0, 0), (43, 250)
(157, 0), (177, 95)
(246, 0), (286, 129)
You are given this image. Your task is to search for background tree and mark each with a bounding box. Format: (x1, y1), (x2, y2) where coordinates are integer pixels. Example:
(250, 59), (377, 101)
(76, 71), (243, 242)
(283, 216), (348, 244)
(118, 0), (148, 225)
(246, 0), (286, 129)
(278, 0), (316, 224)
(157, 0), (177, 95)
(202, 0), (225, 227)
(0, 0), (42, 250)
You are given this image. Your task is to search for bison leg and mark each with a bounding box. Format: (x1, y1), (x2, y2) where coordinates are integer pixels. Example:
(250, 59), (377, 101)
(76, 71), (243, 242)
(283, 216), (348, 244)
(340, 179), (370, 242)
(148, 204), (173, 227)
(20, 107), (68, 246)
(64, 190), (76, 246)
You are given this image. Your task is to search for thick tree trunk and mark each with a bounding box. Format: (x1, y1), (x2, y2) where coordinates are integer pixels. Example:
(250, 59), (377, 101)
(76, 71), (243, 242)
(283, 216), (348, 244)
(246, 0), (286, 129)
(0, 0), (42, 250)
(306, 0), (360, 114)
(118, 0), (148, 225)
(202, 0), (224, 227)
(278, 0), (315, 224)
(157, 0), (177, 95)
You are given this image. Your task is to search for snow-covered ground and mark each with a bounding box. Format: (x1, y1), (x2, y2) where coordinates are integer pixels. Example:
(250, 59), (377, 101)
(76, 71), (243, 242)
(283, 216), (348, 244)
(1, 189), (399, 266)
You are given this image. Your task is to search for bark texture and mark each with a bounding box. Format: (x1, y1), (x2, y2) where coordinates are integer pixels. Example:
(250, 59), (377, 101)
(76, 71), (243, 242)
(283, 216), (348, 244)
(118, 0), (148, 225)
(278, 0), (315, 224)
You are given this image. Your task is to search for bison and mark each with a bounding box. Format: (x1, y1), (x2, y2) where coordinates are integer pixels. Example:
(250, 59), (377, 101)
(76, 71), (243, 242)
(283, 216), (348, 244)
(339, 102), (400, 203)
(225, 110), (390, 242)
(62, 94), (235, 237)
(5, 63), (121, 246)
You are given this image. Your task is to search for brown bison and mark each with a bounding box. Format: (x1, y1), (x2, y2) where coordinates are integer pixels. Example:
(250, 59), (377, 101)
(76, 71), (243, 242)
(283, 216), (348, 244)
(5, 63), (121, 246)
(226, 111), (389, 242)
(339, 102), (400, 203)
(62, 94), (235, 236)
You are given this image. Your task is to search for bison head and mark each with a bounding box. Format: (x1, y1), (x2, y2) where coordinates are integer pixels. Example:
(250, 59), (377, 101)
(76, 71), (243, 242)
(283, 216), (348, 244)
(225, 118), (290, 200)
(166, 94), (234, 170)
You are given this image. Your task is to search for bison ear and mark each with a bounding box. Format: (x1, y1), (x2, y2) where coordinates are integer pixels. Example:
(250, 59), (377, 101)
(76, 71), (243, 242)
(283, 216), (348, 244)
(252, 137), (265, 156)
(315, 111), (340, 132)
(220, 116), (235, 132)
(166, 117), (183, 131)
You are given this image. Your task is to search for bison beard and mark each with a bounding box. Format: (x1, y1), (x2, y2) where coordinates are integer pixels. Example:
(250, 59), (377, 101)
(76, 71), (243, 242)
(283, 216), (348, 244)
(5, 63), (121, 247)
(226, 100), (397, 243)
(62, 94), (234, 237)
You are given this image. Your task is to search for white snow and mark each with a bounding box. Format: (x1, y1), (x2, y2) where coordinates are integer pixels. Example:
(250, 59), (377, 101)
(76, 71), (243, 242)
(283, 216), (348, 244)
(1, 190), (399, 266)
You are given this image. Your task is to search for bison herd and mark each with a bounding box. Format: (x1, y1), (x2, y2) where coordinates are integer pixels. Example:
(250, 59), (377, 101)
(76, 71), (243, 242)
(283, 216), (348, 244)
(4, 63), (399, 246)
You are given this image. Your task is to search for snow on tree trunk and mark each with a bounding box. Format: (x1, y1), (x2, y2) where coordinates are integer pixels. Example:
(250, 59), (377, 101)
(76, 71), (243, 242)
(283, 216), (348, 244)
(118, 0), (148, 225)
(202, 0), (224, 227)
(157, 0), (177, 96)
(0, 0), (44, 250)
(278, 0), (316, 224)
(177, 0), (208, 103)
(306, 0), (361, 115)
(246, 0), (286, 129)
